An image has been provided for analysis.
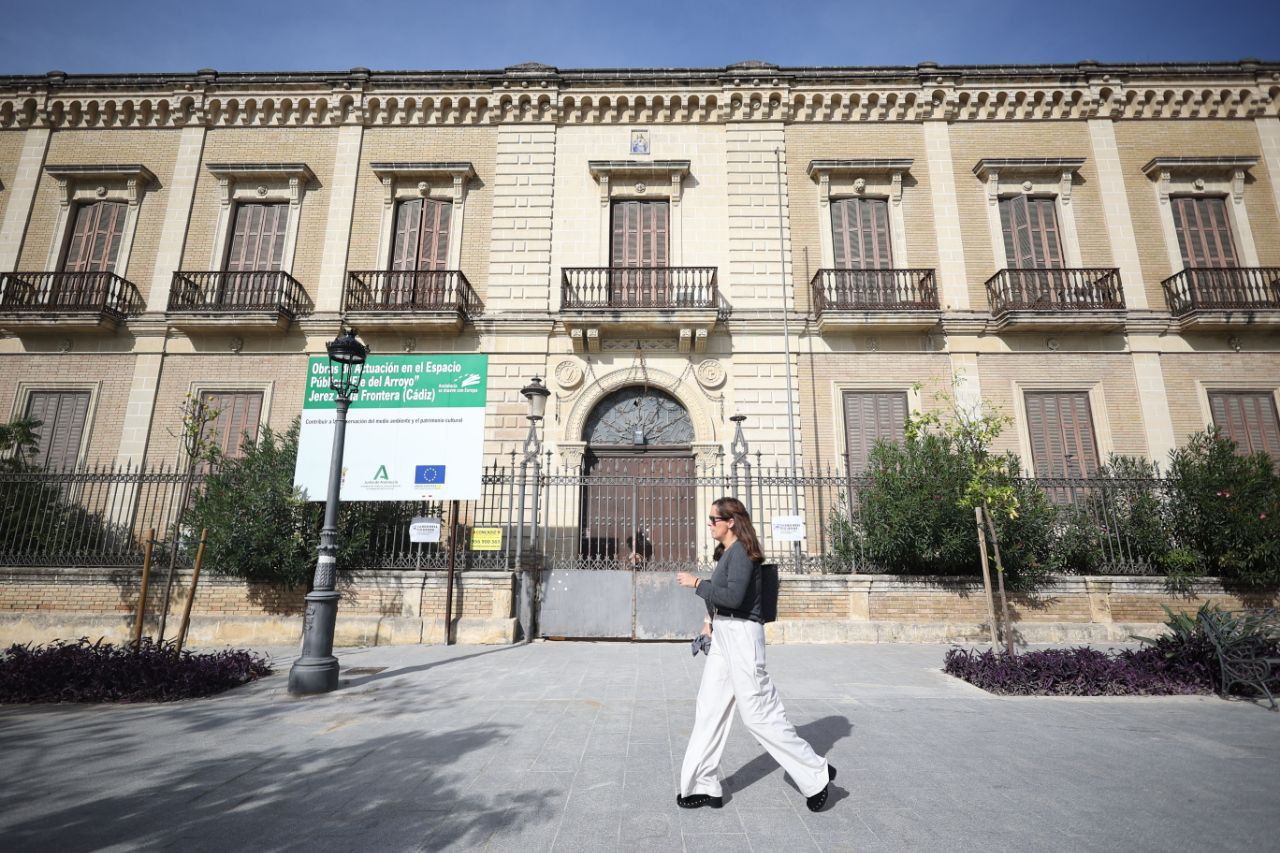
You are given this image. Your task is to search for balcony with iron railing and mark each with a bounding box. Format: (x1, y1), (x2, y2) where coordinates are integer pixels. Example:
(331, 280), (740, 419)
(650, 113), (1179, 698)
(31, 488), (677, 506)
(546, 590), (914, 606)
(342, 270), (480, 332)
(0, 271), (144, 332)
(1161, 267), (1280, 330)
(166, 271), (312, 331)
(810, 268), (940, 332)
(985, 267), (1126, 331)
(560, 267), (721, 351)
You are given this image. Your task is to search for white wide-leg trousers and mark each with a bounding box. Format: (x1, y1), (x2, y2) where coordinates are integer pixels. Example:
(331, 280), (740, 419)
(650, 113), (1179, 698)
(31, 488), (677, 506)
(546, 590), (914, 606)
(679, 616), (828, 799)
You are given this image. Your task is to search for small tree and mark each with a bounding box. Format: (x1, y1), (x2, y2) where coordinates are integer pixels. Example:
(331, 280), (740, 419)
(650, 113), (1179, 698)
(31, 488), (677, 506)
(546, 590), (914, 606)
(0, 417), (41, 471)
(185, 419), (382, 588)
(1165, 428), (1280, 590)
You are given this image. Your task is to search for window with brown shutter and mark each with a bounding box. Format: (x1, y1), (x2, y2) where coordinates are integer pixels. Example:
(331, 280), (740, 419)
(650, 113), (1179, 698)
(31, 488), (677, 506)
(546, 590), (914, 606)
(1171, 196), (1238, 269)
(831, 197), (893, 270)
(390, 198), (452, 272)
(999, 196), (1063, 269)
(24, 391), (91, 470)
(63, 201), (127, 273)
(1208, 390), (1280, 461)
(199, 390), (264, 460)
(843, 391), (908, 476)
(1024, 391), (1100, 478)
(225, 203), (289, 273)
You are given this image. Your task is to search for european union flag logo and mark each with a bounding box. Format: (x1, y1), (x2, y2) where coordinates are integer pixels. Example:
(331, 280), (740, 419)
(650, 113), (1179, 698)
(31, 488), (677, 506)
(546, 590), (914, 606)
(415, 465), (446, 485)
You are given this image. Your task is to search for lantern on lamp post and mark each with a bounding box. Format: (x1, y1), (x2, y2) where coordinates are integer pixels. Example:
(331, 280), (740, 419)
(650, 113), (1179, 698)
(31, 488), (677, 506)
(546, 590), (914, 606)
(289, 327), (368, 695)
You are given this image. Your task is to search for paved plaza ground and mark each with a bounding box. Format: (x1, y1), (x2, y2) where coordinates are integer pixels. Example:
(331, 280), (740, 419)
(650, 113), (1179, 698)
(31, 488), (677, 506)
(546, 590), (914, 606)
(1, 641), (1278, 852)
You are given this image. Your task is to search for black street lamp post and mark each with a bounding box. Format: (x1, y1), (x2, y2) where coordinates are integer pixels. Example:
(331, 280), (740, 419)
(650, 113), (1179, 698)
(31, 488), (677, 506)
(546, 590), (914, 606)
(288, 327), (368, 695)
(515, 376), (550, 641)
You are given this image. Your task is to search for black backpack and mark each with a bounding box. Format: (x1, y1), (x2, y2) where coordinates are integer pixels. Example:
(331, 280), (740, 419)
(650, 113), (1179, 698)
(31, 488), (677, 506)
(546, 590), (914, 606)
(759, 562), (779, 623)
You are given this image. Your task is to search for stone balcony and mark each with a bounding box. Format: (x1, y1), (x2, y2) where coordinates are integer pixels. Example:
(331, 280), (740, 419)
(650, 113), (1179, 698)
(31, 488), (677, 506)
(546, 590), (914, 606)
(560, 266), (720, 352)
(343, 270), (480, 333)
(1161, 267), (1280, 331)
(0, 271), (144, 333)
(810, 268), (941, 333)
(166, 271), (312, 332)
(985, 267), (1126, 332)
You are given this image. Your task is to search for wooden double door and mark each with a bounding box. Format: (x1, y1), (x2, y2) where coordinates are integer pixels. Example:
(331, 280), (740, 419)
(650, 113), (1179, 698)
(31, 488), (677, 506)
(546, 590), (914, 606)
(579, 451), (697, 568)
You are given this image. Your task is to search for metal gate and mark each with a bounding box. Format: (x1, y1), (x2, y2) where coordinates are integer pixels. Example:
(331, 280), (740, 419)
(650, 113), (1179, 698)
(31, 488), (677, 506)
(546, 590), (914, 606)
(537, 455), (712, 639)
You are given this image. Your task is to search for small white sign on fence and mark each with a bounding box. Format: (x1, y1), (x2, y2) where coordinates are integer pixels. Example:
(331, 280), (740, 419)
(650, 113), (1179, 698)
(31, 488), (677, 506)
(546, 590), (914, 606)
(771, 515), (806, 542)
(409, 516), (442, 544)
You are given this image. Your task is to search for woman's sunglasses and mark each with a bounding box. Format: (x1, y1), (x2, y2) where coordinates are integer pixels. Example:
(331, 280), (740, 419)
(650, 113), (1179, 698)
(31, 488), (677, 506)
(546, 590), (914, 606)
(708, 515), (732, 524)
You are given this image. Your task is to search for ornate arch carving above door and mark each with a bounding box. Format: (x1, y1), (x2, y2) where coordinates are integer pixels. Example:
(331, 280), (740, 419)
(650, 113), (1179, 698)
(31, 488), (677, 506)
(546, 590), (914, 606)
(584, 387), (693, 447)
(562, 366), (717, 446)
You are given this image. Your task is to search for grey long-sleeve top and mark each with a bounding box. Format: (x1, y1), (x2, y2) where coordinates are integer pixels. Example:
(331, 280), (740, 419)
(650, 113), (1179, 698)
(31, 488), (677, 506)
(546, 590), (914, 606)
(695, 540), (763, 622)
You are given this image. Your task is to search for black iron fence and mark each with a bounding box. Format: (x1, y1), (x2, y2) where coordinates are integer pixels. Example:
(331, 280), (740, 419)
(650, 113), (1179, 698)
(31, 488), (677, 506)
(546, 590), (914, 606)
(1, 459), (1184, 577)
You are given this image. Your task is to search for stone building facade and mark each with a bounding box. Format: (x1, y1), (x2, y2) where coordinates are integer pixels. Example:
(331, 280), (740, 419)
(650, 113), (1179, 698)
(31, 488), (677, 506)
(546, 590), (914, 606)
(1, 60), (1279, 485)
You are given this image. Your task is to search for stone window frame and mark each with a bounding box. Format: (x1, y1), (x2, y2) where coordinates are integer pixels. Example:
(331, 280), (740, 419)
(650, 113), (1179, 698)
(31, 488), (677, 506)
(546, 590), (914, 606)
(973, 158), (1086, 269)
(829, 379), (922, 464)
(808, 159), (913, 269)
(588, 160), (691, 267)
(1193, 379), (1280, 436)
(1140, 156), (1261, 271)
(370, 162), (476, 272)
(1010, 379), (1114, 478)
(9, 379), (103, 468)
(182, 379), (274, 469)
(205, 163), (316, 274)
(43, 164), (156, 278)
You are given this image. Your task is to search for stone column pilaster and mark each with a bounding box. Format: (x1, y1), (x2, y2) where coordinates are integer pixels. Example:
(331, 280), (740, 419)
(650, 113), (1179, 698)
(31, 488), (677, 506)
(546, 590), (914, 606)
(1087, 119), (1148, 309)
(315, 123), (365, 313)
(146, 125), (207, 312)
(0, 127), (51, 272)
(923, 121), (970, 311)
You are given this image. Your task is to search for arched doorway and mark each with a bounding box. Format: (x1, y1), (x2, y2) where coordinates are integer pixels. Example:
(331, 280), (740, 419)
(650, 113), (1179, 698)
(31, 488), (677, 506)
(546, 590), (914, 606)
(579, 387), (698, 567)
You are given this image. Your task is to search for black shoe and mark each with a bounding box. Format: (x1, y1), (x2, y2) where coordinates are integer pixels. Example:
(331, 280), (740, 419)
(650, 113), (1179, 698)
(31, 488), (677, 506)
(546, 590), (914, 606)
(806, 765), (836, 813)
(677, 793), (724, 809)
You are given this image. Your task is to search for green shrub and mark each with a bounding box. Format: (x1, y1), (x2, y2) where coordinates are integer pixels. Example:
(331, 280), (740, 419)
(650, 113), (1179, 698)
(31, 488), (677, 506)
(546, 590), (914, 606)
(849, 430), (1058, 590)
(1165, 429), (1280, 590)
(186, 419), (398, 588)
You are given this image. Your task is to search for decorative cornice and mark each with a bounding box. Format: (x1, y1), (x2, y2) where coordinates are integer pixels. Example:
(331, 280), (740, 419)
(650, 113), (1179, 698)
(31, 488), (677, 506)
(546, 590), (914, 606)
(973, 157), (1086, 180)
(370, 161), (475, 206)
(44, 163), (156, 206)
(1, 60), (1277, 129)
(807, 158), (913, 178)
(1139, 155), (1260, 177)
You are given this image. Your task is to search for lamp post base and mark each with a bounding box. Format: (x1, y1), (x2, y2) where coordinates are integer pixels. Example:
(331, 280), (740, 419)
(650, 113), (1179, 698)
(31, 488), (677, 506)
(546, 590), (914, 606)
(288, 589), (341, 695)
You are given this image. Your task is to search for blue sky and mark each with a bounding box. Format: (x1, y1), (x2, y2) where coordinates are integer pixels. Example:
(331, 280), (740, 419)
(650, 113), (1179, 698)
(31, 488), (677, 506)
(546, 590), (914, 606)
(1, 0), (1276, 74)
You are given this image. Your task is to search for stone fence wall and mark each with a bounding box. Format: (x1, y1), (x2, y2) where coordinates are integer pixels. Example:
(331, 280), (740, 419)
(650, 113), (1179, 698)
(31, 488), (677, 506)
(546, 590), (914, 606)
(0, 568), (1272, 647)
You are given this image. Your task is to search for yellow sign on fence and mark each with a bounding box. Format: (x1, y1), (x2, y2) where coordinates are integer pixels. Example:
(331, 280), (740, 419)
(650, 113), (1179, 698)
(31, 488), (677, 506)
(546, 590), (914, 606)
(470, 527), (503, 551)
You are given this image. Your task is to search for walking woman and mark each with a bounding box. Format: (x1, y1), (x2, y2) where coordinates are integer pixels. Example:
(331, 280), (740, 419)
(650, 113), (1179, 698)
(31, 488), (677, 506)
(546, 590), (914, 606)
(675, 497), (835, 812)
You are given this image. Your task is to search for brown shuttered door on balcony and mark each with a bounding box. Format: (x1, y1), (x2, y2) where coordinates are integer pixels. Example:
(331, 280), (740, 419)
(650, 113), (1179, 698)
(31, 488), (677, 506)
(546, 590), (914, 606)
(1171, 196), (1238, 269)
(611, 200), (669, 305)
(199, 390), (264, 459)
(831, 198), (892, 270)
(843, 391), (907, 475)
(999, 196), (1063, 269)
(64, 201), (127, 273)
(1024, 391), (1100, 478)
(224, 203), (289, 306)
(391, 198), (452, 272)
(24, 390), (91, 470)
(226, 203), (288, 272)
(1208, 390), (1280, 461)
